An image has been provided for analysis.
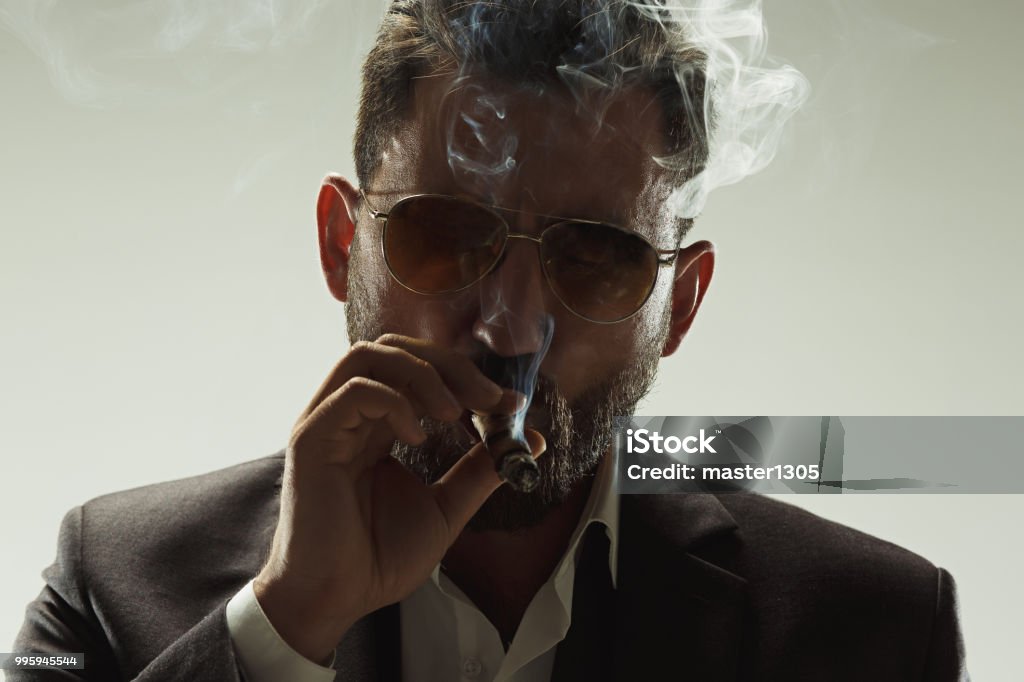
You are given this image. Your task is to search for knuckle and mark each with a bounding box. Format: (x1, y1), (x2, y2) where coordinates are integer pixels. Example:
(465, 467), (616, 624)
(342, 376), (375, 394)
(348, 340), (374, 357)
(375, 332), (405, 347)
(287, 425), (314, 458)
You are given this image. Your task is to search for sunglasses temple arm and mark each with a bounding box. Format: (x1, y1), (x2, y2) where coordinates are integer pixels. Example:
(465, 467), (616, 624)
(657, 248), (680, 266)
(359, 189), (389, 220)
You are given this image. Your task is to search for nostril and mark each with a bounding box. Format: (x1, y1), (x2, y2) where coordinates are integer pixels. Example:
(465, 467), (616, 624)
(477, 353), (538, 389)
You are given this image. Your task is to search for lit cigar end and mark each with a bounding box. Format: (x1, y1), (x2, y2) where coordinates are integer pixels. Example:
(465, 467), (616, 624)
(471, 413), (540, 493)
(497, 451), (540, 493)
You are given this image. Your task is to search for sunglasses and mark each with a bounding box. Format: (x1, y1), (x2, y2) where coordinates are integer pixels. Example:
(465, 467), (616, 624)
(361, 190), (679, 324)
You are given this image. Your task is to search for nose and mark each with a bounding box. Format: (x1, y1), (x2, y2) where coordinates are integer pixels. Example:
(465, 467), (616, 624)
(472, 236), (552, 357)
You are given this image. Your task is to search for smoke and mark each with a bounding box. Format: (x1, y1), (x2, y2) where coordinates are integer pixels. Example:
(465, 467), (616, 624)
(0, 0), (375, 198)
(434, 0), (807, 220)
(443, 80), (520, 196)
(0, 0), (340, 107)
(3, 0), (810, 211)
(789, 0), (943, 192)
(473, 246), (557, 441)
(633, 0), (810, 219)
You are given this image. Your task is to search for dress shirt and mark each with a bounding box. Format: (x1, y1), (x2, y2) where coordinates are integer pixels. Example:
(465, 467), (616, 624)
(226, 449), (620, 682)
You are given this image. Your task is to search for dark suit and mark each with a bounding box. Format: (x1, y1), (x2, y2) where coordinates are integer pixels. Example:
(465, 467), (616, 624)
(12, 451), (967, 681)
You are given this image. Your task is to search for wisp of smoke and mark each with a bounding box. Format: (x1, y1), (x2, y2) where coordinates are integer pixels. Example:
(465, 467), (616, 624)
(633, 0), (810, 219)
(0, 0), (335, 107)
(438, 0), (808, 220)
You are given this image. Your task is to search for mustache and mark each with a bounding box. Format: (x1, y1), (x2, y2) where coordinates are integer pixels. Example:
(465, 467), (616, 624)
(474, 351), (545, 391)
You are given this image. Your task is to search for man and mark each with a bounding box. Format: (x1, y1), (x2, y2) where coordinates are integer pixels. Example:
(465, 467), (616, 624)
(12, 1), (966, 680)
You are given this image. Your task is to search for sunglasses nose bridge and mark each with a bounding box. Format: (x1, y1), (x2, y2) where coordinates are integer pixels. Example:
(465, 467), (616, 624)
(505, 233), (542, 244)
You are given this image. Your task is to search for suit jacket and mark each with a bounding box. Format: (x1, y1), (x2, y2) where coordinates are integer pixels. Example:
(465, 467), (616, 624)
(12, 450), (967, 681)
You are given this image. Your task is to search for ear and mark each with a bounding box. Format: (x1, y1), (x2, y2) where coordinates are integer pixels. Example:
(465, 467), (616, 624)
(661, 240), (715, 357)
(316, 174), (360, 302)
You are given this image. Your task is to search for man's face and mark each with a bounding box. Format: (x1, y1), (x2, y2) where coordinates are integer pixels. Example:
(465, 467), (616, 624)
(343, 75), (684, 530)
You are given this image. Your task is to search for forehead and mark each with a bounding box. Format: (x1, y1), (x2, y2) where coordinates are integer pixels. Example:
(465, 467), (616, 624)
(377, 74), (673, 236)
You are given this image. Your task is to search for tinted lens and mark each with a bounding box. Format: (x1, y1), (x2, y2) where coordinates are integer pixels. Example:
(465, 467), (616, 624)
(541, 222), (660, 322)
(383, 196), (506, 293)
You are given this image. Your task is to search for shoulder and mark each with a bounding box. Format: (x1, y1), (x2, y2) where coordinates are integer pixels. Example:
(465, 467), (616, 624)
(624, 491), (943, 614)
(39, 453), (287, 668)
(74, 451), (285, 591)
(82, 450), (284, 526)
(706, 493), (946, 642)
(714, 493), (938, 583)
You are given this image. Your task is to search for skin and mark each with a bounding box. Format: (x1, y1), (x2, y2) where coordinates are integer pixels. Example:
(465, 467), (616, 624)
(254, 75), (715, 662)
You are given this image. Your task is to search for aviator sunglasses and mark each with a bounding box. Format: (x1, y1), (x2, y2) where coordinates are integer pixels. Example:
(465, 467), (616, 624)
(361, 191), (679, 324)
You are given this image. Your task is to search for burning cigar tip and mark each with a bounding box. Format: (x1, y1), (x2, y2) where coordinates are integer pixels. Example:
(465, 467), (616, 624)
(498, 452), (540, 493)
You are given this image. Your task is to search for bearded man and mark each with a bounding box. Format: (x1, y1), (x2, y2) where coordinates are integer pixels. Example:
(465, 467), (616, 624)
(11, 2), (966, 680)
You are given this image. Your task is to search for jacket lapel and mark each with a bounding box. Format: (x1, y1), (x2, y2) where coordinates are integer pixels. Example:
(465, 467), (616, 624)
(553, 493), (747, 682)
(612, 493), (747, 682)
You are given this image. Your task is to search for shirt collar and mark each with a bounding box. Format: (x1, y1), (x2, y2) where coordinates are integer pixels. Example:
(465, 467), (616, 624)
(557, 446), (620, 588)
(430, 447), (621, 590)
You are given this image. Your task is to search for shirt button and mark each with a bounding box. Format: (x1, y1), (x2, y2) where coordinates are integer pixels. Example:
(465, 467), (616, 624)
(461, 657), (483, 678)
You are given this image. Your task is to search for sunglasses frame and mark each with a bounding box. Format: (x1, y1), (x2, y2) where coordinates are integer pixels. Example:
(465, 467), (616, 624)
(360, 189), (680, 324)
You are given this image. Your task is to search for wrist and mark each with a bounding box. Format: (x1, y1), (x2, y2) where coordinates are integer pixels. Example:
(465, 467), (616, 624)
(253, 572), (358, 665)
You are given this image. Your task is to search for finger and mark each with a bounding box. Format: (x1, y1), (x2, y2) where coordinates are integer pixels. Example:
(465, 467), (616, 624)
(340, 343), (464, 421)
(296, 378), (426, 464)
(374, 334), (506, 410)
(297, 337), (505, 424)
(431, 428), (547, 539)
(473, 389), (526, 418)
(522, 428), (547, 458)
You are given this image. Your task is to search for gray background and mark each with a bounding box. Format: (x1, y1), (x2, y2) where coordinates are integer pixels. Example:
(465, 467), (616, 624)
(1, 0), (1021, 678)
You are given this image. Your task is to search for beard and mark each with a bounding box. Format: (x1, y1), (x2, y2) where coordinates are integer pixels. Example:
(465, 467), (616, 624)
(345, 253), (665, 531)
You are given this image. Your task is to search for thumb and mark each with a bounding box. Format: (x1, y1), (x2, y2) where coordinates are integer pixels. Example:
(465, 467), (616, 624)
(431, 429), (547, 539)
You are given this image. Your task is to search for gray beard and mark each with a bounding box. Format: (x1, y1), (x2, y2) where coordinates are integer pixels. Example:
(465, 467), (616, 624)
(346, 254), (664, 531)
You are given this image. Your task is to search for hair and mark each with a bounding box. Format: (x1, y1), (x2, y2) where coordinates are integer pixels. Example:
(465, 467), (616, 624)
(354, 0), (711, 234)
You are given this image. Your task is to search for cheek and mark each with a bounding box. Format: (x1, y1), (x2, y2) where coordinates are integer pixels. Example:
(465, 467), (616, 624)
(638, 273), (675, 339)
(541, 311), (660, 401)
(363, 280), (477, 344)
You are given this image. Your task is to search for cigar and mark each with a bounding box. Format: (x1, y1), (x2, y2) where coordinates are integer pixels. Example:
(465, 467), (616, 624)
(471, 413), (540, 493)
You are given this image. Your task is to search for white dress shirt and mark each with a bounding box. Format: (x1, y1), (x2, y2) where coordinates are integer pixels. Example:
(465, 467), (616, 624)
(226, 451), (619, 682)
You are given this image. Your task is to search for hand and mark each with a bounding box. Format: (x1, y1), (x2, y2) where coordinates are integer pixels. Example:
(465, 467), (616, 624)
(253, 334), (546, 663)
